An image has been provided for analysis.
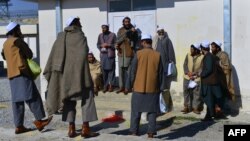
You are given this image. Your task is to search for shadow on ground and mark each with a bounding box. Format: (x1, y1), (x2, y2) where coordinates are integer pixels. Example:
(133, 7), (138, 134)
(156, 121), (216, 140)
(109, 116), (175, 136)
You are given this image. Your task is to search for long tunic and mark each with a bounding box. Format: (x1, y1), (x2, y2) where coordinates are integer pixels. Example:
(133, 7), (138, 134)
(116, 27), (138, 67)
(89, 59), (102, 88)
(2, 37), (36, 102)
(216, 51), (235, 100)
(153, 33), (176, 90)
(127, 48), (163, 112)
(183, 53), (204, 110)
(200, 52), (224, 116)
(97, 32), (116, 70)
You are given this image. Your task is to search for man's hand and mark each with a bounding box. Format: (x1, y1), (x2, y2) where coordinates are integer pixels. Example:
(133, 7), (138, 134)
(115, 44), (120, 49)
(187, 72), (193, 78)
(131, 27), (136, 32)
(101, 43), (109, 48)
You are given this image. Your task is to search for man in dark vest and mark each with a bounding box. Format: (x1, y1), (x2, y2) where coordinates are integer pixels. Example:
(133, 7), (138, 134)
(1, 22), (52, 134)
(97, 24), (116, 93)
(200, 41), (225, 121)
(126, 34), (163, 138)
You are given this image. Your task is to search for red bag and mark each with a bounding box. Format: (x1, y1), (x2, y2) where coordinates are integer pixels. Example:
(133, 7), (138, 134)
(101, 114), (125, 122)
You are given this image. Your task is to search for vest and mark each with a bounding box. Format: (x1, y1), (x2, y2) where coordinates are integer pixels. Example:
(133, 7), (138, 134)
(3, 37), (30, 79)
(133, 48), (161, 93)
(183, 53), (204, 82)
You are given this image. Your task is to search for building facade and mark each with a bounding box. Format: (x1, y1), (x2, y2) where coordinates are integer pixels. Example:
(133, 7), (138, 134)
(1, 0), (250, 112)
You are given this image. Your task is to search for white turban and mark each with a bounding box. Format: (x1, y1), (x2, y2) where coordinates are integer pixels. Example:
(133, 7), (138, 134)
(191, 43), (201, 50)
(201, 40), (210, 48)
(6, 22), (18, 33)
(212, 40), (222, 47)
(66, 16), (79, 26)
(141, 34), (152, 40)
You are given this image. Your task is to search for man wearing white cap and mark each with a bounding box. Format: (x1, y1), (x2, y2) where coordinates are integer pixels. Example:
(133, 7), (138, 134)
(126, 34), (163, 138)
(211, 41), (234, 118)
(44, 17), (99, 138)
(97, 24), (116, 93)
(1, 22), (52, 134)
(115, 16), (139, 94)
(200, 41), (224, 121)
(182, 43), (204, 114)
(211, 41), (235, 101)
(152, 27), (176, 110)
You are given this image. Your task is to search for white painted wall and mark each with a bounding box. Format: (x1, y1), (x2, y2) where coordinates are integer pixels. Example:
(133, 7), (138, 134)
(232, 0), (250, 111)
(37, 0), (250, 112)
(156, 0), (224, 97)
(38, 0), (57, 100)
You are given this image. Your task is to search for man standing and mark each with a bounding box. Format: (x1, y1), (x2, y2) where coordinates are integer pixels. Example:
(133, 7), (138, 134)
(211, 41), (234, 118)
(182, 43), (204, 114)
(152, 27), (176, 109)
(88, 51), (103, 96)
(200, 41), (224, 121)
(126, 34), (163, 138)
(44, 17), (99, 138)
(97, 24), (116, 93)
(116, 17), (138, 93)
(1, 22), (52, 134)
(211, 41), (235, 100)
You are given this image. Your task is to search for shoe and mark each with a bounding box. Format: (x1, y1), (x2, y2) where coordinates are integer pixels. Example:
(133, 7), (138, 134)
(129, 132), (138, 136)
(214, 113), (227, 120)
(81, 123), (99, 138)
(68, 124), (77, 138)
(181, 107), (190, 114)
(33, 116), (53, 131)
(108, 85), (113, 92)
(124, 89), (132, 95)
(103, 86), (108, 93)
(193, 109), (201, 115)
(201, 116), (213, 122)
(147, 133), (154, 138)
(116, 88), (125, 94)
(15, 125), (32, 134)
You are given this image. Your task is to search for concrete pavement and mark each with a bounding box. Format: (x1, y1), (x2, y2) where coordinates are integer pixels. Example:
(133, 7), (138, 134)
(1, 89), (250, 141)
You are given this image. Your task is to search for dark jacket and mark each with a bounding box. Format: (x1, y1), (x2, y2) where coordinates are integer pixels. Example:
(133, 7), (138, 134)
(201, 52), (221, 85)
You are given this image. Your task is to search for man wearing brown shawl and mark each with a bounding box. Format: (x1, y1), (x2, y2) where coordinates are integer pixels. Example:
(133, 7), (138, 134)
(115, 17), (138, 94)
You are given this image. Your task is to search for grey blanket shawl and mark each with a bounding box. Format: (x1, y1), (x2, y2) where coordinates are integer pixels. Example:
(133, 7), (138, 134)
(43, 26), (92, 115)
(152, 32), (177, 89)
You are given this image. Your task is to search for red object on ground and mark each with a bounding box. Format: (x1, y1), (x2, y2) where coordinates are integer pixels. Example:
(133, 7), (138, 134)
(101, 114), (125, 122)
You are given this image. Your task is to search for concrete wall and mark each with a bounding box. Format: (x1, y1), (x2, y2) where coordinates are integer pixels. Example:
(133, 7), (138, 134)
(232, 0), (250, 112)
(156, 0), (224, 100)
(38, 0), (57, 100)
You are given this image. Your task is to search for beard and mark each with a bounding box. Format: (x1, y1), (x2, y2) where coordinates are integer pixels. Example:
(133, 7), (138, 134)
(158, 35), (164, 40)
(211, 50), (217, 55)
